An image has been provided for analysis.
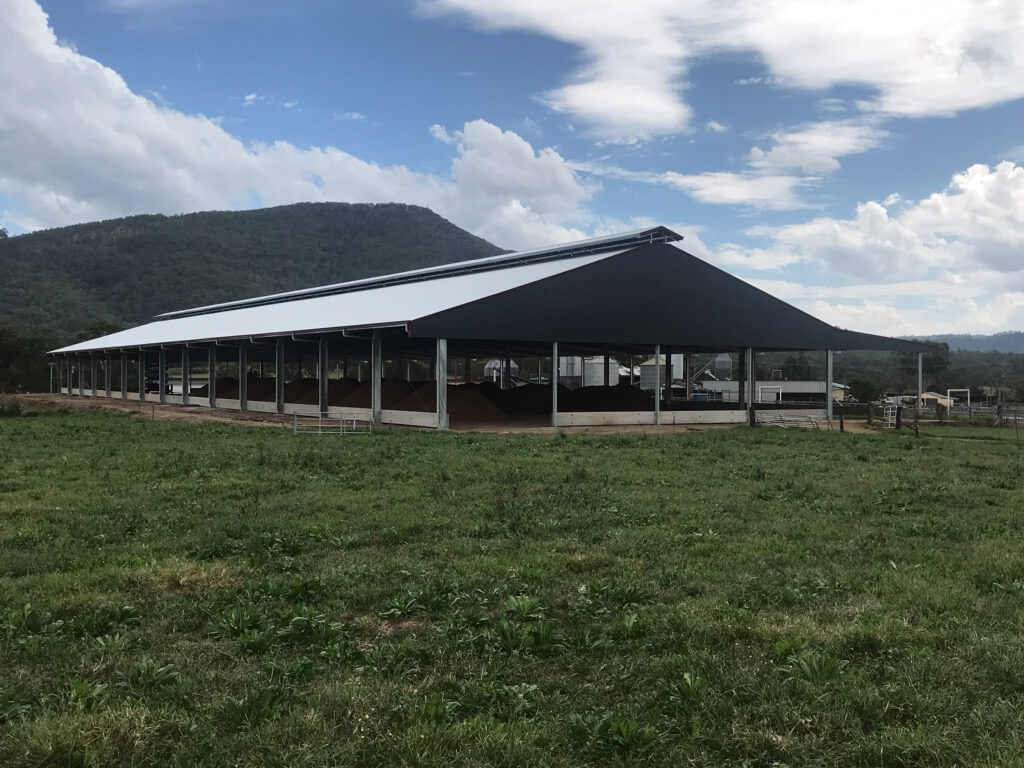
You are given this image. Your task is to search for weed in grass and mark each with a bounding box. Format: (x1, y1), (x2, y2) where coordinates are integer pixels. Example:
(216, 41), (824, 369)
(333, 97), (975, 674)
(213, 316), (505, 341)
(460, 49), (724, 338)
(67, 679), (109, 712)
(671, 672), (708, 706)
(591, 578), (650, 607)
(223, 685), (288, 729)
(78, 603), (142, 638)
(567, 627), (614, 653)
(569, 712), (658, 754)
(785, 649), (848, 686)
(3, 603), (63, 638)
(503, 595), (544, 620)
(417, 692), (460, 724)
(211, 606), (265, 639)
(275, 610), (347, 648)
(530, 620), (564, 655)
(238, 628), (273, 655)
(121, 658), (180, 691)
(495, 618), (532, 653)
(1, 689), (31, 723)
(462, 681), (541, 720)
(380, 593), (425, 618)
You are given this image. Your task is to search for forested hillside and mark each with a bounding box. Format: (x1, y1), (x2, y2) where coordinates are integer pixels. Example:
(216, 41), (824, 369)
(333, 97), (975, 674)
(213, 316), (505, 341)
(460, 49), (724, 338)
(0, 203), (503, 333)
(919, 332), (1024, 353)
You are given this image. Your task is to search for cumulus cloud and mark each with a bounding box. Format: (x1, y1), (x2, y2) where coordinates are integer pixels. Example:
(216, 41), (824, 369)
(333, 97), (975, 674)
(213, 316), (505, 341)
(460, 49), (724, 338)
(703, 162), (1024, 333)
(0, 1), (593, 249)
(705, 120), (727, 133)
(333, 111), (366, 121)
(734, 162), (1024, 280)
(424, 0), (1024, 141)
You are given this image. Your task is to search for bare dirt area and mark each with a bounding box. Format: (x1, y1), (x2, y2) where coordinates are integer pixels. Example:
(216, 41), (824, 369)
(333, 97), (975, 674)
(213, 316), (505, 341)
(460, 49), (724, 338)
(10, 393), (292, 428)
(9, 393), (879, 436)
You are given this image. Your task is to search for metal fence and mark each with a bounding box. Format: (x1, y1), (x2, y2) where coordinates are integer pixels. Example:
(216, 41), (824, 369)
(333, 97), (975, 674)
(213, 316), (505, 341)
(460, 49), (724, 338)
(292, 412), (372, 435)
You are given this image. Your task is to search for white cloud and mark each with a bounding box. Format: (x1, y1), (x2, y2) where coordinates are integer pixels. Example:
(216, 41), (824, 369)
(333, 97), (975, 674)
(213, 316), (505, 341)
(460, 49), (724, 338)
(663, 171), (814, 210)
(333, 111), (366, 121)
(699, 161), (1024, 332)
(243, 92), (262, 107)
(282, 101), (298, 109)
(428, 123), (455, 144)
(0, 1), (594, 250)
(705, 120), (727, 133)
(748, 120), (887, 174)
(424, 0), (1024, 140)
(570, 160), (814, 210)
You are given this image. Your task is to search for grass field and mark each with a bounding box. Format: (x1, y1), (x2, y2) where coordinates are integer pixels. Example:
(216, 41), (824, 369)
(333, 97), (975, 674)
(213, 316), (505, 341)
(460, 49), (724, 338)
(2, 408), (1024, 767)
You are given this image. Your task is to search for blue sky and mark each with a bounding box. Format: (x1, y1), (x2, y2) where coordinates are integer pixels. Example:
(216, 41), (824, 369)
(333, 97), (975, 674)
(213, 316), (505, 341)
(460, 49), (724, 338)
(3, 0), (1024, 334)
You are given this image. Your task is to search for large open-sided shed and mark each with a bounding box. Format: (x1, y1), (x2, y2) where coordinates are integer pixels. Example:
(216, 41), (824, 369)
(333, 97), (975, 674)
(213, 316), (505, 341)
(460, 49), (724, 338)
(51, 227), (930, 428)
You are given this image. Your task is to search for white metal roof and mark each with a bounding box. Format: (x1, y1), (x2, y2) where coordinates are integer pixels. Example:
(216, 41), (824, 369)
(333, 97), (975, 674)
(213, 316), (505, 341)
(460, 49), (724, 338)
(53, 250), (621, 354)
(156, 226), (681, 319)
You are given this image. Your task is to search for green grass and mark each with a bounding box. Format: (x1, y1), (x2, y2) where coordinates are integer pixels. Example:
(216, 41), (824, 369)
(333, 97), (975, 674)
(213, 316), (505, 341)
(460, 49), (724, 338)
(919, 423), (1024, 441)
(2, 410), (1024, 767)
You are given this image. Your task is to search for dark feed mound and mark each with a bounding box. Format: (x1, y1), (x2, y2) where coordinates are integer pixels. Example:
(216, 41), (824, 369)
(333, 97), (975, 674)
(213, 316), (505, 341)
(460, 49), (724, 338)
(340, 378), (416, 409)
(326, 378), (361, 406)
(393, 382), (509, 423)
(284, 377), (319, 405)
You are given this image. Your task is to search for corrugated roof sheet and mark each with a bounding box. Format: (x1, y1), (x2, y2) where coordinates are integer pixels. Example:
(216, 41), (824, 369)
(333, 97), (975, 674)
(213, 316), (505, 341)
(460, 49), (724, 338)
(156, 226), (682, 319)
(52, 250), (620, 353)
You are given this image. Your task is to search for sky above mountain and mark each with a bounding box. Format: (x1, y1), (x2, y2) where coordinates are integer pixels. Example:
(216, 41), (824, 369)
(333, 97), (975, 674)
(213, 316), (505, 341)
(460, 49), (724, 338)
(2, 0), (1024, 335)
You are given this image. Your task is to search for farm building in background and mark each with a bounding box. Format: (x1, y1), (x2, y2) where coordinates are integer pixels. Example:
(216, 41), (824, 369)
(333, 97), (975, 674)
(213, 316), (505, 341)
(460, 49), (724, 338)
(50, 227), (931, 428)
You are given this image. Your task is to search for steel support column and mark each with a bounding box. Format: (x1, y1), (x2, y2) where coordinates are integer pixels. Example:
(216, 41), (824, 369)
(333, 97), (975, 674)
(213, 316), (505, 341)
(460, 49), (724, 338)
(604, 349), (610, 387)
(207, 345), (217, 408)
(238, 343), (248, 411)
(318, 337), (329, 414)
(138, 349), (146, 401)
(654, 344), (661, 425)
(121, 353), (128, 400)
(158, 349), (167, 404)
(90, 357), (97, 397)
(436, 338), (449, 430)
(371, 330), (383, 423)
(551, 341), (559, 427)
(181, 348), (190, 405)
(78, 355), (84, 396)
(684, 354), (691, 400)
(104, 353), (112, 397)
(275, 339), (285, 415)
(746, 347), (756, 426)
(825, 349), (834, 420)
(917, 352), (923, 414)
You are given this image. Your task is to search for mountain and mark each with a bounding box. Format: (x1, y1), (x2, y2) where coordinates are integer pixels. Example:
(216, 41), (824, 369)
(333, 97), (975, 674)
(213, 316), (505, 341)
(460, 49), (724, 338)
(0, 203), (503, 336)
(918, 332), (1024, 354)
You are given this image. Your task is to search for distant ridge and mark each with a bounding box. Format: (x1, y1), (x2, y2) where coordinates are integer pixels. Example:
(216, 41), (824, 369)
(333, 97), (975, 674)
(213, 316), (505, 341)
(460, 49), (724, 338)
(0, 203), (503, 334)
(917, 332), (1024, 353)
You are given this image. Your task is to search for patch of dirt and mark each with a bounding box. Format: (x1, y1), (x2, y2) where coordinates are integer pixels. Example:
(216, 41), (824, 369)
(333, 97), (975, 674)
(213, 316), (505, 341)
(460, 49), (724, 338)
(12, 393), (292, 427)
